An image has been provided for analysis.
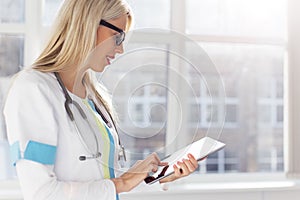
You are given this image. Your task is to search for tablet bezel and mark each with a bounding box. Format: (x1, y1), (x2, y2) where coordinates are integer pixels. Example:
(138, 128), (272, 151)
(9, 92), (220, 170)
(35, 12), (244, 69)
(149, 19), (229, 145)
(144, 137), (226, 184)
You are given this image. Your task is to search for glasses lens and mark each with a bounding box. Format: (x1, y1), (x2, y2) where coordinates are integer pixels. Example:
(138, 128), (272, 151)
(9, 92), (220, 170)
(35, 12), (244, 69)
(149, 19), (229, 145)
(115, 32), (125, 46)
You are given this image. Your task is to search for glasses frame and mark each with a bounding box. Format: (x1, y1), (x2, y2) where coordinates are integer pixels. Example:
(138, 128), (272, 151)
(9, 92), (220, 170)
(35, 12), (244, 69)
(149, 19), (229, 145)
(99, 20), (126, 46)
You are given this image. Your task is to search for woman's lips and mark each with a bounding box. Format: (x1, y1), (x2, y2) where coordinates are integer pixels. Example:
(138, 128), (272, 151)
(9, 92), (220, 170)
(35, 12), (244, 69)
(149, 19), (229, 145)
(106, 56), (115, 65)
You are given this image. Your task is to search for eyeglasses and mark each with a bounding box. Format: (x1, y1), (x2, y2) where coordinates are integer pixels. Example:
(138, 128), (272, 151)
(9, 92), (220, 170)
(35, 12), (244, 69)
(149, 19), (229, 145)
(99, 20), (126, 46)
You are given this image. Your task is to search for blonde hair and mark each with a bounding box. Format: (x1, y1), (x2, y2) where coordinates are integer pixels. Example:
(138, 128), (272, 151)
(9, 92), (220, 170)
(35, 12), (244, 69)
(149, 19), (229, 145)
(33, 0), (133, 117)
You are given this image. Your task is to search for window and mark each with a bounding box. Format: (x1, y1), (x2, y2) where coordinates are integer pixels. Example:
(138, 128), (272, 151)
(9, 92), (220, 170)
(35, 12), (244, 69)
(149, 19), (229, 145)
(0, 0), (25, 23)
(186, 0), (286, 38)
(190, 43), (285, 173)
(126, 0), (170, 29)
(113, 0), (286, 173)
(187, 75), (230, 128)
(0, 0), (287, 182)
(42, 0), (62, 26)
(257, 76), (284, 127)
(0, 34), (24, 76)
(100, 44), (169, 167)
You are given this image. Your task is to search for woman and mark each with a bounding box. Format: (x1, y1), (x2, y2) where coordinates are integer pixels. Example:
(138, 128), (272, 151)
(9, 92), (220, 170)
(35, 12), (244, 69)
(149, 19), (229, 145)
(4, 0), (198, 199)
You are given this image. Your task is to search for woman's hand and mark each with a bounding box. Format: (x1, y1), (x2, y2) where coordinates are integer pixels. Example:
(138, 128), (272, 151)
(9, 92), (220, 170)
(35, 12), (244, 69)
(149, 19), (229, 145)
(159, 153), (199, 183)
(111, 152), (168, 193)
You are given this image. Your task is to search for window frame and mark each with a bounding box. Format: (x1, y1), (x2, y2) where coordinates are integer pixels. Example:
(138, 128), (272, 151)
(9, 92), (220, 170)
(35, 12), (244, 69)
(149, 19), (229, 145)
(286, 0), (300, 179)
(0, 0), (43, 68)
(171, 0), (299, 180)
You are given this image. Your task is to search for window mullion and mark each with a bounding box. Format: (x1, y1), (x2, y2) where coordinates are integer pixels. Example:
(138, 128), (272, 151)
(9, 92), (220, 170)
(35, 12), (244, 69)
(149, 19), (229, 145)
(187, 34), (286, 46)
(24, 0), (43, 67)
(170, 0), (185, 33)
(165, 0), (187, 155)
(286, 0), (300, 179)
(0, 24), (25, 34)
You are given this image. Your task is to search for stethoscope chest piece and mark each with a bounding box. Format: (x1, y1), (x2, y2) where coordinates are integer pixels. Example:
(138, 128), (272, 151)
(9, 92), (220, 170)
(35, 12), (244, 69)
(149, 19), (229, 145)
(119, 145), (126, 161)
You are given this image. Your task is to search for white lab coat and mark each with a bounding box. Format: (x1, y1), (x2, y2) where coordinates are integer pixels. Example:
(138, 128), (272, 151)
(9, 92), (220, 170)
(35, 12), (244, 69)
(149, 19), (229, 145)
(3, 69), (159, 200)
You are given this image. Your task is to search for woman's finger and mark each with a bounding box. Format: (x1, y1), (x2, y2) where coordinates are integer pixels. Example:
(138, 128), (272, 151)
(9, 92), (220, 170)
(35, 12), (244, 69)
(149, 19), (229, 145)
(173, 164), (181, 177)
(176, 161), (189, 176)
(159, 162), (169, 166)
(182, 158), (197, 172)
(151, 152), (161, 164)
(188, 154), (199, 166)
(151, 163), (159, 173)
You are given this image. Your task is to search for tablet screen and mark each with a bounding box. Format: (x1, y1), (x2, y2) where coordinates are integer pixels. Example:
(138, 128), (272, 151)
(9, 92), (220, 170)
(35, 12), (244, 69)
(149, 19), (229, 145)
(144, 137), (226, 184)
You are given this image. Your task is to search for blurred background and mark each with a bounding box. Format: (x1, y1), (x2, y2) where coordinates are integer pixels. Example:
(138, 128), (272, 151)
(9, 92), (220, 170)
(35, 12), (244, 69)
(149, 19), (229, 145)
(0, 0), (299, 200)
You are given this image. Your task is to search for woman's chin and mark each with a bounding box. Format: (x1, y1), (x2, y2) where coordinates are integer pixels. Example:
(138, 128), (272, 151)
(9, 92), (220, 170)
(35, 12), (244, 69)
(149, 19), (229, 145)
(91, 63), (107, 73)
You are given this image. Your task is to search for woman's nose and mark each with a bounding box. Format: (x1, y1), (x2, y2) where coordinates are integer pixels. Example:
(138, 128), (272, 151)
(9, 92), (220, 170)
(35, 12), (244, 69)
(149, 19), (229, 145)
(115, 43), (124, 54)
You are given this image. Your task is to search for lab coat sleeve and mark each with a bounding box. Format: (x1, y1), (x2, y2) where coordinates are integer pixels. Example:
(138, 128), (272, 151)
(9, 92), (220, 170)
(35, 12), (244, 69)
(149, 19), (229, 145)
(16, 160), (117, 200)
(4, 71), (117, 200)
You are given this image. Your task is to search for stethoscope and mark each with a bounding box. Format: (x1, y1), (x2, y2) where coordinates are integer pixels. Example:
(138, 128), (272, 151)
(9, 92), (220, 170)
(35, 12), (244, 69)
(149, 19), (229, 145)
(54, 72), (126, 162)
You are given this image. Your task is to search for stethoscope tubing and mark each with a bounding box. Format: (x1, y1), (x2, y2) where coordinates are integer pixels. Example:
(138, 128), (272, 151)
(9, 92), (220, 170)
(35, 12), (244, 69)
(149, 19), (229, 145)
(54, 72), (126, 161)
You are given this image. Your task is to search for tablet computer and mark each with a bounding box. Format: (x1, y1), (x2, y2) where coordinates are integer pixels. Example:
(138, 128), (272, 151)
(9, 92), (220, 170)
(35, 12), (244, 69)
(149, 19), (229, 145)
(144, 136), (225, 184)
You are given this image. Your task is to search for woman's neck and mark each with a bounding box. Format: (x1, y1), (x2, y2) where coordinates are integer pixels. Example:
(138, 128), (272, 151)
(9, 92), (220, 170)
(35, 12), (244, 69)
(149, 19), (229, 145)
(58, 68), (87, 99)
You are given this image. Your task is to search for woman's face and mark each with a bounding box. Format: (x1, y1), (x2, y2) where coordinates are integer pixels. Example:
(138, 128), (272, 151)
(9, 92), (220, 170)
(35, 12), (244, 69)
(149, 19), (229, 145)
(88, 15), (128, 72)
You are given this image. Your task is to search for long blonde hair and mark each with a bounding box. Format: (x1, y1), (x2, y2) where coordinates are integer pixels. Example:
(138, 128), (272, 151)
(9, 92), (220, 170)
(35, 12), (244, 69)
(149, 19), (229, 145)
(33, 0), (133, 117)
